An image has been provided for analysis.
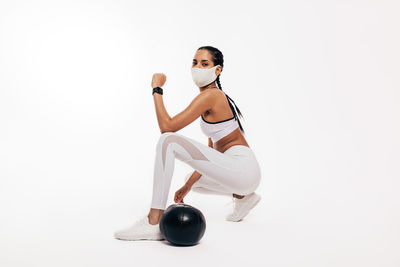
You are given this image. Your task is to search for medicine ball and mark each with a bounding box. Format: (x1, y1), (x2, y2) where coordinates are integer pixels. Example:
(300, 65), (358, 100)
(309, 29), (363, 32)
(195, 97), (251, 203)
(159, 203), (206, 246)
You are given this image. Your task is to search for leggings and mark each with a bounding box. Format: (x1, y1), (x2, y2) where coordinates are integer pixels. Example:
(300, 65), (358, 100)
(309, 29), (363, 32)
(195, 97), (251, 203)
(150, 132), (261, 210)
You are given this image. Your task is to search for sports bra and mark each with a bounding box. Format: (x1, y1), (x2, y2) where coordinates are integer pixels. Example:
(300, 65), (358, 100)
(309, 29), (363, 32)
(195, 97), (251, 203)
(200, 113), (240, 143)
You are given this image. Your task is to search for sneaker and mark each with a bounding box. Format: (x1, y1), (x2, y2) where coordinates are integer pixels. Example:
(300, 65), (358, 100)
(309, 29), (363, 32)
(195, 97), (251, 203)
(114, 215), (165, 241)
(225, 192), (261, 222)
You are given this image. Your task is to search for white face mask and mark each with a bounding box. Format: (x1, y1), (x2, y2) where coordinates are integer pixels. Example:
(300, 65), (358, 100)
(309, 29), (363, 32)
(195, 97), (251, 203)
(191, 65), (220, 87)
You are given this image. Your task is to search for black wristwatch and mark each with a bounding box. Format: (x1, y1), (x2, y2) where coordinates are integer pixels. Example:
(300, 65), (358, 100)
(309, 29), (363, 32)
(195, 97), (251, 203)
(152, 87), (163, 95)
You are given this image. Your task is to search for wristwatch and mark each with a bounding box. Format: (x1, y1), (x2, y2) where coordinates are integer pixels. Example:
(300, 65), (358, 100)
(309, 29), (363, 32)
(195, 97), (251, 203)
(152, 87), (163, 95)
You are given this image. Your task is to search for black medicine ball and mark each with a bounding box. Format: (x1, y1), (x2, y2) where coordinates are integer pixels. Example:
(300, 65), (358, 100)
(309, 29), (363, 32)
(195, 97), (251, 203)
(159, 203), (206, 246)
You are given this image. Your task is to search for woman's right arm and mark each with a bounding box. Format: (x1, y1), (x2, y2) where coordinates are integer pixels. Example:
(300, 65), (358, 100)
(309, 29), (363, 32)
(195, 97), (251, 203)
(185, 171), (201, 188)
(185, 138), (213, 187)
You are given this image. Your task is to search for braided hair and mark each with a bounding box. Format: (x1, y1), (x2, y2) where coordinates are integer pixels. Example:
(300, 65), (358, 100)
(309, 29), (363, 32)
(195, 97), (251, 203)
(197, 45), (245, 134)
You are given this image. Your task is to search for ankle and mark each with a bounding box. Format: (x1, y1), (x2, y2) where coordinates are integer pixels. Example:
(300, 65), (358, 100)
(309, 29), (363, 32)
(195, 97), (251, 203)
(148, 216), (160, 225)
(148, 209), (165, 225)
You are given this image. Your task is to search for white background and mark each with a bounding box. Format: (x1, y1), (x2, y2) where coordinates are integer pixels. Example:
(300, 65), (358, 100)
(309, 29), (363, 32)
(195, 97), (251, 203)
(0, 0), (399, 266)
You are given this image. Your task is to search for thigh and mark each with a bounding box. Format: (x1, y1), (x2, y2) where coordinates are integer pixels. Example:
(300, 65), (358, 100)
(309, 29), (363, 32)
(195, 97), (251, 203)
(160, 132), (245, 170)
(162, 132), (258, 194)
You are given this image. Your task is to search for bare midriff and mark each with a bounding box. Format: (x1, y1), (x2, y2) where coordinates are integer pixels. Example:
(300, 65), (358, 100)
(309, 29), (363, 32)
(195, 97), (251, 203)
(213, 127), (249, 153)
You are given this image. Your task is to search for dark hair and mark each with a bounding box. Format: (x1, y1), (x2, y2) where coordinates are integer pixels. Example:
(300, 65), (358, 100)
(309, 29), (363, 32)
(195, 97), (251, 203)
(197, 45), (245, 134)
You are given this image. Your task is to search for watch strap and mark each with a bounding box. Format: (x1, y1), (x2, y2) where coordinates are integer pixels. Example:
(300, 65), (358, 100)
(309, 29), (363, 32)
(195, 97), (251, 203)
(152, 87), (163, 95)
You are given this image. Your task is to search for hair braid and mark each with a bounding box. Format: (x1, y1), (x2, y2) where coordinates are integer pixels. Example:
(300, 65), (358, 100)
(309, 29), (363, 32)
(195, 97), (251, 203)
(216, 75), (245, 134)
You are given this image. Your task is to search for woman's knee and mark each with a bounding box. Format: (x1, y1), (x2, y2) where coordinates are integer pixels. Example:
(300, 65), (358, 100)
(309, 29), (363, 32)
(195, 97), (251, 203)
(156, 132), (178, 150)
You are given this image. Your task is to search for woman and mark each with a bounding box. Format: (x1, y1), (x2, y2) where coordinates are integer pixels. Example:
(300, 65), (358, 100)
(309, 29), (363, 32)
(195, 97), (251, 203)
(114, 46), (262, 241)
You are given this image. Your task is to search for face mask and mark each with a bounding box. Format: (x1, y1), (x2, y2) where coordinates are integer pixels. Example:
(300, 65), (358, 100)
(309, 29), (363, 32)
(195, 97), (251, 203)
(191, 65), (220, 87)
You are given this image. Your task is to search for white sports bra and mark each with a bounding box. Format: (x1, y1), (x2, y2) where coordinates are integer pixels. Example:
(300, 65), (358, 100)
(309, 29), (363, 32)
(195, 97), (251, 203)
(200, 114), (240, 143)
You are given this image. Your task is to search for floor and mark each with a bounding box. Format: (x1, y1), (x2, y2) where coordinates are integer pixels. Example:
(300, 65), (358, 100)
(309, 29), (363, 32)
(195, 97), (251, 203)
(1, 183), (397, 267)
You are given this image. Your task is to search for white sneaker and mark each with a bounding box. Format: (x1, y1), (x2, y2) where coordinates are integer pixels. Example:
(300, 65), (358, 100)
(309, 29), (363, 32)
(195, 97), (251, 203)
(114, 215), (165, 241)
(225, 192), (261, 222)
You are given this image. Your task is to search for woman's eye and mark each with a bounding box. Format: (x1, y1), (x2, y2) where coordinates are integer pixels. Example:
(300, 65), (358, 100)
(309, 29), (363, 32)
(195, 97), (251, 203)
(202, 64), (208, 66)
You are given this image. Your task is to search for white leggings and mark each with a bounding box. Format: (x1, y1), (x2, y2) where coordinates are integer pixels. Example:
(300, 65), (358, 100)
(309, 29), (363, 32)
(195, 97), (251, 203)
(150, 132), (261, 210)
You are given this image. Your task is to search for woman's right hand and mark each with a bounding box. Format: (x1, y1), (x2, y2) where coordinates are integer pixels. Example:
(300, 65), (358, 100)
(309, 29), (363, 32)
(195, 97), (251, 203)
(174, 184), (192, 203)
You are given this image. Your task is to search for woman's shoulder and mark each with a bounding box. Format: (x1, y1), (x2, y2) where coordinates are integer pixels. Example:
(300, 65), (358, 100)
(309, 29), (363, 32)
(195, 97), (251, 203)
(197, 89), (224, 103)
(210, 88), (227, 101)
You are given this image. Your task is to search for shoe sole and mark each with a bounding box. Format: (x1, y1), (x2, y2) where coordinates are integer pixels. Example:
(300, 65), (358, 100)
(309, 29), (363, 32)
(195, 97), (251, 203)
(227, 194), (261, 222)
(114, 232), (165, 241)
(115, 235), (165, 241)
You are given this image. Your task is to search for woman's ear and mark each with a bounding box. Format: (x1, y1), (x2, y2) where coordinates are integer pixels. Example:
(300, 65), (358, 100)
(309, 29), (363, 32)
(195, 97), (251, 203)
(216, 65), (222, 76)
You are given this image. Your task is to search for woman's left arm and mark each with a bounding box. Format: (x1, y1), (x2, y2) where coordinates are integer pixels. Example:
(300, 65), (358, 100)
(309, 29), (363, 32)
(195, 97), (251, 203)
(151, 73), (214, 133)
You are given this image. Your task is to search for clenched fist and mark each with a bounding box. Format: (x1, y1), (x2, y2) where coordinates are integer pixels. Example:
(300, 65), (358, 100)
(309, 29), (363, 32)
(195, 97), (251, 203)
(151, 73), (166, 88)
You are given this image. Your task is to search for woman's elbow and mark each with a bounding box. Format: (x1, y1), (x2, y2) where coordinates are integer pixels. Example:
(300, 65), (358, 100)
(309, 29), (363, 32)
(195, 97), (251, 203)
(160, 119), (174, 133)
(160, 125), (177, 134)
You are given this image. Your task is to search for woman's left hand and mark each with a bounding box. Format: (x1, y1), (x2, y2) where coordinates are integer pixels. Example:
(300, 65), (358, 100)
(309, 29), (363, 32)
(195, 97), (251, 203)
(151, 73), (166, 88)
